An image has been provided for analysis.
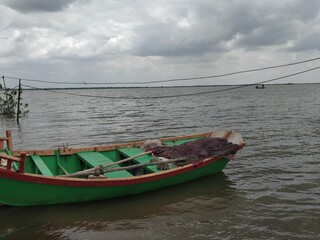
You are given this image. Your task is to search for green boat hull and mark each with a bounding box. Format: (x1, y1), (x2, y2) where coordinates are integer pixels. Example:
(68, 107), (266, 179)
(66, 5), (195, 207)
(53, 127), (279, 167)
(0, 158), (229, 206)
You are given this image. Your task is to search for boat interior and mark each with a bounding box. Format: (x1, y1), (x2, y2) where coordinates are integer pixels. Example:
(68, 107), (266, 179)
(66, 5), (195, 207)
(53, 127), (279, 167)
(0, 130), (242, 178)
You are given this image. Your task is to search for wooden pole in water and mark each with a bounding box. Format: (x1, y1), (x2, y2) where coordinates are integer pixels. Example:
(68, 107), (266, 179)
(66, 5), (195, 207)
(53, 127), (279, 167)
(16, 79), (21, 124)
(2, 76), (7, 101)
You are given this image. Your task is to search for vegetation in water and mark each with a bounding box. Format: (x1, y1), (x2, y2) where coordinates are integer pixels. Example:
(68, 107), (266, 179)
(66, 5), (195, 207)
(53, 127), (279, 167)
(0, 84), (29, 117)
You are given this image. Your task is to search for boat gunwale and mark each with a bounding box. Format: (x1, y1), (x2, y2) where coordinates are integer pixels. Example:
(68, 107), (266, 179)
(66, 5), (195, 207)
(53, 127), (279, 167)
(11, 131), (214, 157)
(0, 129), (245, 187)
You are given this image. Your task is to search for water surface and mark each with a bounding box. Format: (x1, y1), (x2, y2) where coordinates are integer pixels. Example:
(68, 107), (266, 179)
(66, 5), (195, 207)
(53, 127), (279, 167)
(0, 84), (319, 239)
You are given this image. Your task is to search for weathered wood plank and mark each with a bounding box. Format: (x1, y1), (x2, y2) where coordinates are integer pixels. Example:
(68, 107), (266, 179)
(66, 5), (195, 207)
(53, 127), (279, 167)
(31, 156), (54, 176)
(77, 152), (133, 178)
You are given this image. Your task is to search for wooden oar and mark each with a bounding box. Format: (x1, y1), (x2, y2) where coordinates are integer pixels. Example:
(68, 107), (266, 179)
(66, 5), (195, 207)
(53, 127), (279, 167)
(101, 155), (198, 174)
(104, 150), (153, 168)
(59, 150), (153, 178)
(62, 155), (198, 178)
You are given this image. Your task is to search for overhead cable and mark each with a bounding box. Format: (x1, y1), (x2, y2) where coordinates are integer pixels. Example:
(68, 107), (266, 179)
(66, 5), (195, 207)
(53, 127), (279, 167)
(21, 66), (320, 99)
(4, 56), (320, 85)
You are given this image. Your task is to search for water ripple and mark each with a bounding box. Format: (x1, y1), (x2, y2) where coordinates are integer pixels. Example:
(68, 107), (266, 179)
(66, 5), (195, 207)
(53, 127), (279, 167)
(1, 85), (320, 239)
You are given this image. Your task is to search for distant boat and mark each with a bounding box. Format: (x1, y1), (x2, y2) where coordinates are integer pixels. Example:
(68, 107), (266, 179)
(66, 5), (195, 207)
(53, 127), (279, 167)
(255, 84), (265, 89)
(0, 129), (244, 206)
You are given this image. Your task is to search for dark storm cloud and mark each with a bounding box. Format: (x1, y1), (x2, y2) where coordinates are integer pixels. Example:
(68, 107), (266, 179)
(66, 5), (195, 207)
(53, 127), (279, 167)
(134, 22), (227, 57)
(235, 21), (296, 47)
(133, 2), (233, 57)
(231, 0), (320, 49)
(134, 0), (320, 57)
(1, 0), (75, 13)
(290, 32), (320, 51)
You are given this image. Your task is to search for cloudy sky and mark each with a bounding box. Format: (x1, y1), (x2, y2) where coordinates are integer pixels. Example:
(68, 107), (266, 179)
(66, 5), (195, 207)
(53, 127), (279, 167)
(1, 0), (320, 88)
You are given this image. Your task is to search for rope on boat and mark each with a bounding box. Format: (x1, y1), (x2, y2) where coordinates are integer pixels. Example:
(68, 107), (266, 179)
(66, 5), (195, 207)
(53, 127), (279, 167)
(17, 66), (320, 99)
(3, 56), (320, 85)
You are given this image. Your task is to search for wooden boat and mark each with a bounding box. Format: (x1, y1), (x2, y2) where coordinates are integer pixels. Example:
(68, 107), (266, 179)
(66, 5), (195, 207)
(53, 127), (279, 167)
(255, 83), (265, 89)
(0, 130), (245, 206)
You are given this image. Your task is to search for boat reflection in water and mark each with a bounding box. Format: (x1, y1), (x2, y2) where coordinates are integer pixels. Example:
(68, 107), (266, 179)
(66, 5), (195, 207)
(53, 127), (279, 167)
(0, 172), (237, 239)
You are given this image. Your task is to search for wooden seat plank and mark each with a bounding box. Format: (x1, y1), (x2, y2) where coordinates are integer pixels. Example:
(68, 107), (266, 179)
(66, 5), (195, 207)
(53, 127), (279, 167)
(31, 156), (54, 176)
(77, 151), (132, 178)
(117, 147), (160, 173)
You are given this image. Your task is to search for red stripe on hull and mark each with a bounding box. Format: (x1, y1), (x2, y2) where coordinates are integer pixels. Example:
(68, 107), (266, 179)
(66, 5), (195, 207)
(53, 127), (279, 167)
(0, 156), (221, 187)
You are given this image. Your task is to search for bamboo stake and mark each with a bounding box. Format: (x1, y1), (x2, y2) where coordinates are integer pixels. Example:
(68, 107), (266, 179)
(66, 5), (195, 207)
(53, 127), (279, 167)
(16, 79), (21, 124)
(2, 76), (7, 102)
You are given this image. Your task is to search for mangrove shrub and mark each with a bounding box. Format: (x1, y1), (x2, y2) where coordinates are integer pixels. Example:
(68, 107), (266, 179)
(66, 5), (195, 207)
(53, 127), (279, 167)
(0, 85), (29, 117)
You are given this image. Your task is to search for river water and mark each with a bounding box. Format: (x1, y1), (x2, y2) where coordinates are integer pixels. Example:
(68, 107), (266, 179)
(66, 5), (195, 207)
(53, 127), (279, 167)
(0, 84), (319, 239)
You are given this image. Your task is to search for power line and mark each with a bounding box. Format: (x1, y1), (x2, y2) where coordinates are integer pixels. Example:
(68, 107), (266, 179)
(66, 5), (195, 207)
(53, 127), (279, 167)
(21, 66), (320, 99)
(4, 56), (320, 85)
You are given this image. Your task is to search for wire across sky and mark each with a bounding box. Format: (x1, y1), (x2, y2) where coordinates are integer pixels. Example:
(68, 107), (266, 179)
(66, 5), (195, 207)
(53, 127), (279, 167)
(3, 56), (320, 86)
